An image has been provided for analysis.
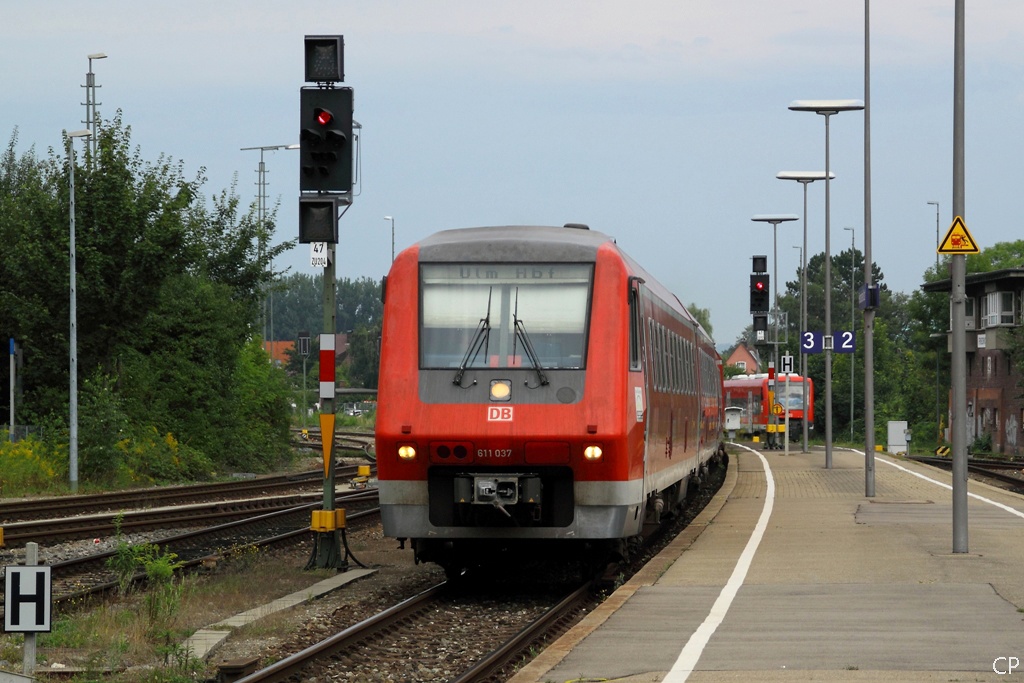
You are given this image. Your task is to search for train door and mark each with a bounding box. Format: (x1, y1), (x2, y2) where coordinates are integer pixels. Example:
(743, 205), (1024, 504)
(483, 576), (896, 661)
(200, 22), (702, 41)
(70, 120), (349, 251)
(629, 279), (653, 497)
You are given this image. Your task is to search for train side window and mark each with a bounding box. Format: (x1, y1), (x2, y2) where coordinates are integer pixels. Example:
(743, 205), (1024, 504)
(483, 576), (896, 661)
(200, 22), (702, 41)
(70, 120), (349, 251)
(629, 289), (642, 371)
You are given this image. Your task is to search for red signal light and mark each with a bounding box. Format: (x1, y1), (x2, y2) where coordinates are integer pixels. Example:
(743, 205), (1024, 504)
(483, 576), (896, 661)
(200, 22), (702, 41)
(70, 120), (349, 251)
(315, 108), (333, 126)
(754, 280), (765, 291)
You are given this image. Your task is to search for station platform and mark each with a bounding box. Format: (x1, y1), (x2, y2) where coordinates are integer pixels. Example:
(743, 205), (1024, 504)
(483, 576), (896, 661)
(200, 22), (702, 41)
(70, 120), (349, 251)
(509, 445), (1024, 683)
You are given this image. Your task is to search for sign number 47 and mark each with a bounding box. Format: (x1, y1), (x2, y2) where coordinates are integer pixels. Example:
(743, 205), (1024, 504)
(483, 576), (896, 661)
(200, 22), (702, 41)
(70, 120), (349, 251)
(310, 242), (331, 269)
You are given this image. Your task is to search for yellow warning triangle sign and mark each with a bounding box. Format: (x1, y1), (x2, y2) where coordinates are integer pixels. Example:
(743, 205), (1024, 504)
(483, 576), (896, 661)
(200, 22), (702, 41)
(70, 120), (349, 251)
(937, 216), (979, 254)
(319, 413), (335, 478)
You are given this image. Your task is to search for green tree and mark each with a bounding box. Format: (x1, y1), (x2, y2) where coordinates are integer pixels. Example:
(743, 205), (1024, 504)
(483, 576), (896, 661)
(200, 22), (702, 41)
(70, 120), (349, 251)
(1, 117), (294, 482)
(687, 302), (713, 338)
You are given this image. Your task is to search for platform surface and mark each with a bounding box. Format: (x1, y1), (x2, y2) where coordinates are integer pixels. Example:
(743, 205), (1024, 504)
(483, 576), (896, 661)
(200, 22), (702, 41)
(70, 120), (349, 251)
(509, 446), (1024, 683)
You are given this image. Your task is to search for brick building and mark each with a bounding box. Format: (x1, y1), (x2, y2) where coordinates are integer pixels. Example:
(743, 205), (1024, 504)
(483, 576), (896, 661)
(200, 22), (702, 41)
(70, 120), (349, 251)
(923, 268), (1024, 455)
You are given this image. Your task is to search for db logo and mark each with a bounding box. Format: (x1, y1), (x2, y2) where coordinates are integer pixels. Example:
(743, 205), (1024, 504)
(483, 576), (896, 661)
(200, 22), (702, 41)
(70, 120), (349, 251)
(487, 406), (513, 422)
(994, 656), (1021, 675)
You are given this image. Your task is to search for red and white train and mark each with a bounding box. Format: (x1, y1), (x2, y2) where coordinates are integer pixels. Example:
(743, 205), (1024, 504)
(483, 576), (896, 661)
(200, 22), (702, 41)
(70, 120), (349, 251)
(723, 373), (814, 447)
(374, 224), (726, 575)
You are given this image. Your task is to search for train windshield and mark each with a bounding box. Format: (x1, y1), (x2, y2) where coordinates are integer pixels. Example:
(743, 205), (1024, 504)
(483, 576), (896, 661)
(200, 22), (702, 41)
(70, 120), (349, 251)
(776, 380), (810, 409)
(420, 263), (593, 370)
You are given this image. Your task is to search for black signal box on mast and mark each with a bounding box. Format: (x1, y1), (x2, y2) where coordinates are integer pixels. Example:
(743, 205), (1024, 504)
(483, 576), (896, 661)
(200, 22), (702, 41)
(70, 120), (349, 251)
(750, 254), (769, 313)
(299, 87), (354, 194)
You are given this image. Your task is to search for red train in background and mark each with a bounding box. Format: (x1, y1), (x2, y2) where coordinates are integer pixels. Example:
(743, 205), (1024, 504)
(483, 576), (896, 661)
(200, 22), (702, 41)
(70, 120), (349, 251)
(374, 224), (726, 576)
(723, 373), (814, 448)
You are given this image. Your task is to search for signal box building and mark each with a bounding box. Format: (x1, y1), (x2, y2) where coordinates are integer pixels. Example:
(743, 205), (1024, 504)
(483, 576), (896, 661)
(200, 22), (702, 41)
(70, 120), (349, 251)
(923, 268), (1024, 455)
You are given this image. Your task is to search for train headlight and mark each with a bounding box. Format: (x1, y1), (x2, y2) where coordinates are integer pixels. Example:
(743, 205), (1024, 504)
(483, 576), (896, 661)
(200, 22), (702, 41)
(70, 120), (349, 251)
(398, 445), (417, 460)
(584, 445), (603, 461)
(489, 380), (512, 402)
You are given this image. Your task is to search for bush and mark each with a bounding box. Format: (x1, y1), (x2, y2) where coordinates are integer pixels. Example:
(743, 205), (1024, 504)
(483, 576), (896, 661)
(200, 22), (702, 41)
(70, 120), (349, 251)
(0, 431), (64, 495)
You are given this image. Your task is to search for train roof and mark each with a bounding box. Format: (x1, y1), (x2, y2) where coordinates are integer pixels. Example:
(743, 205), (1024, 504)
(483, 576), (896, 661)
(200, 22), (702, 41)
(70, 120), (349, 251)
(412, 224), (716, 349)
(418, 225), (611, 263)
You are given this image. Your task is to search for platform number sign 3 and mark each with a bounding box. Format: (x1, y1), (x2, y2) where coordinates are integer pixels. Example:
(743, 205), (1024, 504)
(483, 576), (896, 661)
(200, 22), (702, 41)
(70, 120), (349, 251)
(801, 331), (823, 354)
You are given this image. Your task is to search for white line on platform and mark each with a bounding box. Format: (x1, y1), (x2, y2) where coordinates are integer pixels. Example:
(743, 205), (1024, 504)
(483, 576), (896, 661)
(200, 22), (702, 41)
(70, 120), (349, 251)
(854, 449), (1024, 521)
(663, 444), (775, 683)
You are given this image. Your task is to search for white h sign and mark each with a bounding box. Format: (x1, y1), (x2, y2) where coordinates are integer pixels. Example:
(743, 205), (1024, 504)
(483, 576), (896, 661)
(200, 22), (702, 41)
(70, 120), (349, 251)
(781, 354), (794, 374)
(3, 566), (52, 633)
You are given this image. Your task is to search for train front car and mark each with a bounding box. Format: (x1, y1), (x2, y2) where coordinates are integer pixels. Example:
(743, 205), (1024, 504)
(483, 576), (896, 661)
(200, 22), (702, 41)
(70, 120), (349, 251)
(375, 224), (720, 576)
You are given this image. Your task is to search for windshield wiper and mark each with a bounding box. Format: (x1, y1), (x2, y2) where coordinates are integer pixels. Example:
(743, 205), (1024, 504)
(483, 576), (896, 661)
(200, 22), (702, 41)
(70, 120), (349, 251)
(453, 288), (492, 386)
(512, 288), (549, 387)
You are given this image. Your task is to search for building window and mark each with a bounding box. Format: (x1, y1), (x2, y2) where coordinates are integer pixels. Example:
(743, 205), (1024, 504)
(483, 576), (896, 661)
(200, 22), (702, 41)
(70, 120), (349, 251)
(736, 361), (746, 371)
(982, 291), (1015, 328)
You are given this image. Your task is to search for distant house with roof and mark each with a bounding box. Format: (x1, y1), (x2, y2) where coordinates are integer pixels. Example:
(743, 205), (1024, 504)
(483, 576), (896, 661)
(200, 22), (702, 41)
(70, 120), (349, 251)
(263, 333), (351, 371)
(725, 342), (761, 374)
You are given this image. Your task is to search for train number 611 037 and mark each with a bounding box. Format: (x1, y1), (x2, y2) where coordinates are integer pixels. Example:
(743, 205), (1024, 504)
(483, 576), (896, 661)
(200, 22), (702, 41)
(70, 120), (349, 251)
(477, 449), (513, 458)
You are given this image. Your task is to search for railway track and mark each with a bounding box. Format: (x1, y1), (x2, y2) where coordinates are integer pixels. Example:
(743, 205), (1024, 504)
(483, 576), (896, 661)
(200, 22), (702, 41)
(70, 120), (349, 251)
(907, 455), (1024, 493)
(231, 579), (594, 683)
(0, 490), (381, 624)
(222, 452), (729, 682)
(0, 467), (373, 523)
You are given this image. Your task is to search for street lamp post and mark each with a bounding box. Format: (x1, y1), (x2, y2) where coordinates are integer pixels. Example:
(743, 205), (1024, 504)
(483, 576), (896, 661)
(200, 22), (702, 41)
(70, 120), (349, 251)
(384, 216), (395, 262)
(927, 201), (940, 270)
(752, 214), (798, 450)
(927, 200), (941, 446)
(789, 99), (864, 469)
(240, 144), (299, 351)
(776, 170), (834, 453)
(844, 226), (856, 442)
(83, 53), (106, 161)
(67, 129), (92, 493)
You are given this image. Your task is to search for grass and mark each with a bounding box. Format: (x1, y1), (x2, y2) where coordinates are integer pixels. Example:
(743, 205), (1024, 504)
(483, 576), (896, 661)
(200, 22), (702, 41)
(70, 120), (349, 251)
(0, 544), (332, 680)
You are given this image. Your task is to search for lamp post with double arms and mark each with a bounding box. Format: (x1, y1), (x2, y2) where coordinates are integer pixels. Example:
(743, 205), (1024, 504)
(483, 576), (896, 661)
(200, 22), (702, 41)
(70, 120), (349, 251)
(240, 144), (299, 349)
(776, 170), (834, 453)
(788, 99), (864, 469)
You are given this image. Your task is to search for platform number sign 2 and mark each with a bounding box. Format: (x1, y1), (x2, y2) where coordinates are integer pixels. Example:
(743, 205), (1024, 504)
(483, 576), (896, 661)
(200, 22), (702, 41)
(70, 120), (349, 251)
(833, 330), (856, 354)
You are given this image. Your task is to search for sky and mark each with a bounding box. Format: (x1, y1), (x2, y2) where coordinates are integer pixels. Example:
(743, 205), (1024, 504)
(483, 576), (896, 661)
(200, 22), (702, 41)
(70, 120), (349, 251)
(4, 1), (1024, 349)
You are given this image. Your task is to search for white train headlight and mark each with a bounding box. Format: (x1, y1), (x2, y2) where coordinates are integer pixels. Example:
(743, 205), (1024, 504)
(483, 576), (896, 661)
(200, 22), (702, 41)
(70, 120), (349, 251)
(398, 445), (417, 460)
(489, 380), (512, 401)
(584, 445), (603, 461)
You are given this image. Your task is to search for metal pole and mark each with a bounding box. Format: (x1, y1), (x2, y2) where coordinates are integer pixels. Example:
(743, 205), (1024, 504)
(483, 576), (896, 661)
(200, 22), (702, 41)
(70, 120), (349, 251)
(315, 243), (343, 568)
(863, 0), (877, 496)
(789, 100), (863, 470)
(241, 144), (300, 349)
(928, 200), (941, 445)
(68, 136), (79, 493)
(846, 227), (855, 442)
(385, 216), (395, 262)
(951, 0), (968, 553)
(773, 221), (779, 447)
(777, 173), (830, 454)
(9, 338), (14, 442)
(824, 112), (834, 469)
(22, 542), (38, 675)
(801, 185), (809, 453)
(258, 153), (268, 343)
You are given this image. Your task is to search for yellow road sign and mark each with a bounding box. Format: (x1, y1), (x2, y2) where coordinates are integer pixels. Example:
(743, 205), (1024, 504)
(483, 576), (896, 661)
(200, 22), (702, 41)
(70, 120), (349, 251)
(772, 403), (784, 416)
(937, 216), (979, 254)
